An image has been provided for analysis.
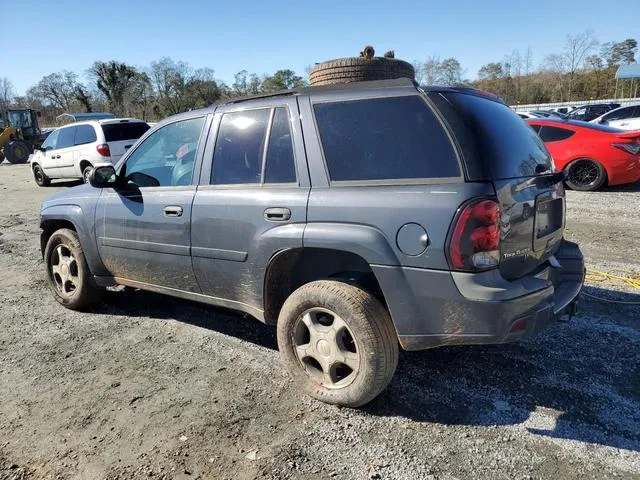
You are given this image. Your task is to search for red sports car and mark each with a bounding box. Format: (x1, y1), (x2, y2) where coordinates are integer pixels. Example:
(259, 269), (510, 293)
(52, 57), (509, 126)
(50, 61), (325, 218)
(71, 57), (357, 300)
(526, 119), (640, 191)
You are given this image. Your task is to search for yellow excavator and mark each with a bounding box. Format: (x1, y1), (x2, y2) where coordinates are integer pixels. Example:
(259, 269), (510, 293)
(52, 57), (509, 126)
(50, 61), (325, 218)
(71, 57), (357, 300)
(0, 108), (42, 164)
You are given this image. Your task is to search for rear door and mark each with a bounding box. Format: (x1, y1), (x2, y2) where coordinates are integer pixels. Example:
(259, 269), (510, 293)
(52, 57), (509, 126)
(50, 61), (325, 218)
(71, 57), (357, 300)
(101, 121), (150, 163)
(430, 92), (566, 280)
(191, 98), (309, 315)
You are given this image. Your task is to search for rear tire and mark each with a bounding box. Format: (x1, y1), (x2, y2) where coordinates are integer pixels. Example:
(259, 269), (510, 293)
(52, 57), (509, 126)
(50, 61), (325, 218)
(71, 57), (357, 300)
(44, 228), (103, 310)
(5, 140), (30, 164)
(33, 164), (51, 187)
(82, 164), (93, 184)
(564, 158), (607, 191)
(277, 280), (398, 408)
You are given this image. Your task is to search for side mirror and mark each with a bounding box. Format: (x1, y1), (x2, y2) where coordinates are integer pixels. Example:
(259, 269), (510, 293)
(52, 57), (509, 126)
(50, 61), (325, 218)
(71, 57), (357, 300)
(89, 164), (117, 188)
(599, 119), (608, 125)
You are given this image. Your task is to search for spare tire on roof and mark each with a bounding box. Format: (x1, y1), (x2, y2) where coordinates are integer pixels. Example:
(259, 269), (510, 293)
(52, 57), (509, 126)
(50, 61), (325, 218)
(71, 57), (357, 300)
(309, 46), (415, 86)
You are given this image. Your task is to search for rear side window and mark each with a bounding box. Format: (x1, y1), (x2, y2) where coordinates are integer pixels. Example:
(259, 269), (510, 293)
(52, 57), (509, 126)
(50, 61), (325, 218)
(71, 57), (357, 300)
(56, 126), (77, 149)
(74, 125), (97, 145)
(101, 122), (150, 142)
(313, 96), (460, 182)
(539, 126), (575, 142)
(432, 92), (551, 179)
(212, 109), (270, 184)
(265, 107), (296, 183)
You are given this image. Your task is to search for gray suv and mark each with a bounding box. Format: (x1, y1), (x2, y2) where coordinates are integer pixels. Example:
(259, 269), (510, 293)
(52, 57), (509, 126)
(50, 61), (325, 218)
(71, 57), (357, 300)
(40, 79), (585, 407)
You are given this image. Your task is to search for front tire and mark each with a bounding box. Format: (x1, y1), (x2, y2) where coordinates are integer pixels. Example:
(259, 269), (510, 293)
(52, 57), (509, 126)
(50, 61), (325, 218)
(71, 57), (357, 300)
(565, 158), (607, 191)
(44, 228), (103, 310)
(33, 164), (51, 186)
(5, 140), (30, 164)
(277, 280), (398, 408)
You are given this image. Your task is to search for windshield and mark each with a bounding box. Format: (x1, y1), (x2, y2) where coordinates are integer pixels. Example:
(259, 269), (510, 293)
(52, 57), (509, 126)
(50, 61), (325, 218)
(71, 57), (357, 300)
(8, 111), (33, 129)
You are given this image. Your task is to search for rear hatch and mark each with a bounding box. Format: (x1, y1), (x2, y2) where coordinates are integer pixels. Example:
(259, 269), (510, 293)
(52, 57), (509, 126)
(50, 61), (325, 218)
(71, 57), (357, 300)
(100, 121), (150, 162)
(429, 91), (565, 280)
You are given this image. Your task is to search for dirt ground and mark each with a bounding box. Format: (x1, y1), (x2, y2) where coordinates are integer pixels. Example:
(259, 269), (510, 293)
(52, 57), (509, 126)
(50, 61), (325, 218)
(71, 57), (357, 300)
(1, 163), (639, 480)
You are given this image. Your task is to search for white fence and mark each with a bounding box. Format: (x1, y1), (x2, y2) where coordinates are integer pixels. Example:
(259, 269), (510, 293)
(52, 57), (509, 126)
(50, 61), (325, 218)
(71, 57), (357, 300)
(510, 97), (639, 112)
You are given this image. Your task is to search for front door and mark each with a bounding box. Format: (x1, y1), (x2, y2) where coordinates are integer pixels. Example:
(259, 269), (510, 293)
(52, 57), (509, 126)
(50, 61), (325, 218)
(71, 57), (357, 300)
(191, 99), (310, 316)
(95, 115), (210, 291)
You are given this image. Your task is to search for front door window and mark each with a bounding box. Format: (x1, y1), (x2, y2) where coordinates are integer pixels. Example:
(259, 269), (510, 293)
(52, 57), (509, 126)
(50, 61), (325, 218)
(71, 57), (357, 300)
(122, 117), (206, 187)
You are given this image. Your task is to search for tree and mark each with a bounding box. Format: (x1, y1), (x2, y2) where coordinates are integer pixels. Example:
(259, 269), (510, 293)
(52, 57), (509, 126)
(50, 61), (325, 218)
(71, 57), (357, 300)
(90, 61), (138, 115)
(232, 70), (262, 96)
(0, 77), (14, 116)
(74, 85), (92, 112)
(422, 56), (443, 85)
(150, 57), (192, 115)
(185, 68), (224, 108)
(563, 30), (598, 100)
(601, 39), (638, 68)
(439, 58), (462, 86)
(31, 71), (79, 110)
(126, 72), (154, 120)
(261, 69), (306, 93)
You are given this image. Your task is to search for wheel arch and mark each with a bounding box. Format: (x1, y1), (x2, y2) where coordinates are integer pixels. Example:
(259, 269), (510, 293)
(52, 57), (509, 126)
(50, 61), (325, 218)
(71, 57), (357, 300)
(40, 205), (109, 276)
(263, 247), (390, 327)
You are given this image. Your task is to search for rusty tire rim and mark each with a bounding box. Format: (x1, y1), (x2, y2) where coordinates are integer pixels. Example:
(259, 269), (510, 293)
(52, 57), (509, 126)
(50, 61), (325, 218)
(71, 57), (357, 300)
(292, 307), (360, 389)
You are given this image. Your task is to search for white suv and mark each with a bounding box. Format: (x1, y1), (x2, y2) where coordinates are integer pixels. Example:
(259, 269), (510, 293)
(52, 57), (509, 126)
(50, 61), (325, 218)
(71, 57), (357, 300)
(30, 118), (149, 186)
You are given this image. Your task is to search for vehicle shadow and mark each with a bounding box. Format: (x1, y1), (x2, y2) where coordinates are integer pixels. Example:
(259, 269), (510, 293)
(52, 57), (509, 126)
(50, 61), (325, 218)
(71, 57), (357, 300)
(96, 288), (278, 350)
(601, 180), (640, 192)
(366, 284), (640, 452)
(95, 284), (639, 452)
(50, 180), (83, 188)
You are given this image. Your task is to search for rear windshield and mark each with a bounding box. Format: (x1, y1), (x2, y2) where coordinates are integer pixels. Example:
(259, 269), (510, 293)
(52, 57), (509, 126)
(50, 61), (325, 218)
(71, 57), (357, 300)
(430, 92), (552, 179)
(101, 122), (150, 142)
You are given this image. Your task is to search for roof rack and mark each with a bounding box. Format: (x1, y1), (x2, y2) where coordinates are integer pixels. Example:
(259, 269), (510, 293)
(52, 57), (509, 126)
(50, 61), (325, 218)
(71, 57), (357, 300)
(220, 78), (418, 106)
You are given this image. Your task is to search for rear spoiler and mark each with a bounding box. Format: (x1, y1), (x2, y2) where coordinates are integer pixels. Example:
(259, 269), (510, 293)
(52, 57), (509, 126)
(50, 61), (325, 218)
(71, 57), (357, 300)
(616, 130), (640, 139)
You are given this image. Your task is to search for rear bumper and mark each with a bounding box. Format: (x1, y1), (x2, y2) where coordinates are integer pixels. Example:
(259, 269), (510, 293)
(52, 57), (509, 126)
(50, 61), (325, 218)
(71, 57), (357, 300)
(606, 155), (640, 186)
(373, 239), (585, 351)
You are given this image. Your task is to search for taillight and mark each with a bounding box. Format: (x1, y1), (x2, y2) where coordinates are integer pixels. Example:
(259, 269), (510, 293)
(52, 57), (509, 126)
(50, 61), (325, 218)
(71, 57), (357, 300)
(448, 198), (501, 271)
(612, 143), (640, 155)
(96, 144), (111, 157)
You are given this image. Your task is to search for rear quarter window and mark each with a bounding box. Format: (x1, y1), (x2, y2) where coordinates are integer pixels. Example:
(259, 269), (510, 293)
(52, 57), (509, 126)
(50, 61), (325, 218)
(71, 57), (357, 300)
(539, 126), (575, 142)
(101, 122), (150, 142)
(431, 92), (552, 179)
(313, 95), (460, 182)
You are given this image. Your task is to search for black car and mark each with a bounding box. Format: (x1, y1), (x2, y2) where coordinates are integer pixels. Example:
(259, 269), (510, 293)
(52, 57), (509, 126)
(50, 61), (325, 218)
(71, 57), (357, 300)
(566, 103), (621, 121)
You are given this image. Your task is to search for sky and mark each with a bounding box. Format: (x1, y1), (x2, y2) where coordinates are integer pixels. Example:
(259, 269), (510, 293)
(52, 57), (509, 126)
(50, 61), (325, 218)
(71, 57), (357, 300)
(2, 0), (639, 95)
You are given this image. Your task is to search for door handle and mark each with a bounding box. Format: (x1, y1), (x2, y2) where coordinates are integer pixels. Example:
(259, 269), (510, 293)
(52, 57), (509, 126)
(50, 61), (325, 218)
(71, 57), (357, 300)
(163, 205), (183, 217)
(51, 155), (60, 159)
(264, 207), (291, 222)
(55, 155), (61, 159)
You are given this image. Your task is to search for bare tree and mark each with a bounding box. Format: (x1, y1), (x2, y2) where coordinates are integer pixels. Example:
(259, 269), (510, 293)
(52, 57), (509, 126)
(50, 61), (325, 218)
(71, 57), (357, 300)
(31, 71), (79, 110)
(0, 77), (16, 116)
(563, 30), (598, 100)
(422, 56), (442, 85)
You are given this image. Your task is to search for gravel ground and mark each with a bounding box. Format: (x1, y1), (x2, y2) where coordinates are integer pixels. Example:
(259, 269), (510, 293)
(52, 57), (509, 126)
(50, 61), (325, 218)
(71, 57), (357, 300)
(1, 163), (639, 480)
